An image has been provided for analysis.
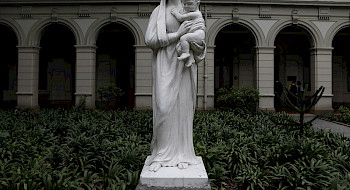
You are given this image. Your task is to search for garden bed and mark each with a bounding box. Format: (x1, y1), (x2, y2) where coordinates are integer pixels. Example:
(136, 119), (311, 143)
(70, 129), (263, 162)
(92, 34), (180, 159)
(1, 109), (350, 189)
(325, 106), (350, 127)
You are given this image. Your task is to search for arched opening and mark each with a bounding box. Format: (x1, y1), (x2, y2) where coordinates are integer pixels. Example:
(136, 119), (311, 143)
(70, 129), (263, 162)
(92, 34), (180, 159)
(274, 26), (312, 112)
(96, 23), (135, 109)
(0, 24), (18, 109)
(214, 24), (256, 107)
(39, 24), (76, 109)
(332, 27), (350, 110)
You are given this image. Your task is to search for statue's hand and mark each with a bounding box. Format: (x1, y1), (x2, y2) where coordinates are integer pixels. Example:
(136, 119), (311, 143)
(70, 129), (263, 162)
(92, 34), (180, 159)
(176, 20), (192, 37)
(190, 41), (205, 53)
(171, 8), (180, 19)
(171, 8), (177, 15)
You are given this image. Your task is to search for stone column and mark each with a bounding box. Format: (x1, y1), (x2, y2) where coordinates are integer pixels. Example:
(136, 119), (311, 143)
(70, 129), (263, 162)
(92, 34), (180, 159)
(75, 45), (96, 109)
(17, 46), (40, 109)
(197, 45), (215, 110)
(255, 46), (275, 112)
(309, 47), (333, 115)
(134, 45), (153, 109)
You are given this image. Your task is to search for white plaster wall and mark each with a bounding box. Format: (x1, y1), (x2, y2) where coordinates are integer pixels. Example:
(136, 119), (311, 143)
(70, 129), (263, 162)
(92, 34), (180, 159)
(0, 1), (349, 111)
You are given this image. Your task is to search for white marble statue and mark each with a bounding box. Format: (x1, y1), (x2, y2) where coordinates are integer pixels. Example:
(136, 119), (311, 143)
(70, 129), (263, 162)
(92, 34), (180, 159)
(171, 0), (205, 67)
(145, 0), (206, 172)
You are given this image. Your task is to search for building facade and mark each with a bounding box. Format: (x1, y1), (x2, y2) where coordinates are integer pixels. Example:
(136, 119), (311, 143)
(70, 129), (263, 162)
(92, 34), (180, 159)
(1, 0), (350, 113)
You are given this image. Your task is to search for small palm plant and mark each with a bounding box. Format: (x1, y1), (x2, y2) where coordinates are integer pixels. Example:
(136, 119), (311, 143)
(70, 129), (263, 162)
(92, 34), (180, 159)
(278, 83), (325, 134)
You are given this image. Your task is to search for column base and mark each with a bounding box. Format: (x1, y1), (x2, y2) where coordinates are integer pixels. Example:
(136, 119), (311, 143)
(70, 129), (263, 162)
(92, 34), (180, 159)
(17, 92), (38, 109)
(135, 95), (152, 108)
(16, 105), (40, 111)
(311, 109), (334, 116)
(136, 184), (211, 190)
(75, 93), (95, 109)
(136, 156), (210, 190)
(259, 108), (276, 112)
(311, 96), (333, 116)
(259, 95), (274, 112)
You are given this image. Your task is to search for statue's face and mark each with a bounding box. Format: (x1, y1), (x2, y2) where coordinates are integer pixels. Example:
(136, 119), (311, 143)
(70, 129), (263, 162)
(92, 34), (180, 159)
(182, 0), (198, 12)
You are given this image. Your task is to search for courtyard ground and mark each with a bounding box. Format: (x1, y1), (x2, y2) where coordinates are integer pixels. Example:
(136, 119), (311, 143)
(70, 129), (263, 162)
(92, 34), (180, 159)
(290, 114), (350, 138)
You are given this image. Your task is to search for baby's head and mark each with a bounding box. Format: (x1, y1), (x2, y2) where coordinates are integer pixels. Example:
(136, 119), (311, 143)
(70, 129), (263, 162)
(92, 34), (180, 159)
(182, 0), (200, 12)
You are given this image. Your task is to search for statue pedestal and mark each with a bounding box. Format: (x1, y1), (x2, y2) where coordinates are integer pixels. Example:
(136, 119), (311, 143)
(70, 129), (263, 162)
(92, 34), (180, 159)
(136, 156), (211, 189)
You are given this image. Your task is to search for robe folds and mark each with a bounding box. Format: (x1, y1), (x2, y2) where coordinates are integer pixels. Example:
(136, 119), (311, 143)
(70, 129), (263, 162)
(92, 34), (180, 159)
(144, 2), (206, 167)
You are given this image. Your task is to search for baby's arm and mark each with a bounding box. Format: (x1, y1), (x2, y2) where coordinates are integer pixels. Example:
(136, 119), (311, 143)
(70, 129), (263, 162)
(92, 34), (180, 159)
(171, 9), (202, 22)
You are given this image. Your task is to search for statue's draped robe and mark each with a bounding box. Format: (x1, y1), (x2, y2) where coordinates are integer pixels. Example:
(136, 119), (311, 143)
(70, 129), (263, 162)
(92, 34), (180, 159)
(144, 3), (206, 167)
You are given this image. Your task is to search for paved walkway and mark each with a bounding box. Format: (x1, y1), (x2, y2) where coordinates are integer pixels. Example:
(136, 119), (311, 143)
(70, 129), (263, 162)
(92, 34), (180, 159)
(290, 114), (350, 138)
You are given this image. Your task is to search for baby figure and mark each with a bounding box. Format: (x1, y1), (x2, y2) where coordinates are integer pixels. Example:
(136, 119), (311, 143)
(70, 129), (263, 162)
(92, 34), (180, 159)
(171, 0), (205, 67)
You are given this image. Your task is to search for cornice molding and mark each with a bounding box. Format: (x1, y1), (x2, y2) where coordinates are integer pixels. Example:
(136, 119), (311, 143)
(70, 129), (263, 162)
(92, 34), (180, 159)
(1, 0), (350, 7)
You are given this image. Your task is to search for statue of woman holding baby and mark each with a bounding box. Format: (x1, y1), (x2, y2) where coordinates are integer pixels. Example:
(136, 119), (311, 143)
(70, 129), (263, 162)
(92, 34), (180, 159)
(145, 0), (206, 172)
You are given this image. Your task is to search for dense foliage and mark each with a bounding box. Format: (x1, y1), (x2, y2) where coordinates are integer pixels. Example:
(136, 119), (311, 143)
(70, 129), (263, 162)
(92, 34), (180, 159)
(0, 109), (152, 190)
(326, 106), (350, 125)
(216, 87), (260, 113)
(1, 109), (350, 189)
(196, 111), (350, 189)
(96, 85), (124, 109)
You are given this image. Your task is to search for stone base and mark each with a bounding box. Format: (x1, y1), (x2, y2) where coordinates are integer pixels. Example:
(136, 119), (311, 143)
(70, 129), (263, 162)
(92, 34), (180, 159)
(16, 105), (40, 112)
(135, 184), (211, 190)
(311, 109), (334, 116)
(136, 156), (210, 189)
(259, 108), (276, 112)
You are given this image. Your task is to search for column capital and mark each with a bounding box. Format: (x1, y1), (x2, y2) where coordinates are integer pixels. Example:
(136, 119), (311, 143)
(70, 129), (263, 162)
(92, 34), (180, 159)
(206, 45), (216, 53)
(254, 46), (275, 50)
(206, 45), (215, 53)
(309, 47), (333, 54)
(134, 45), (148, 48)
(309, 47), (334, 51)
(75, 45), (97, 49)
(17, 46), (41, 53)
(134, 45), (153, 53)
(309, 47), (333, 56)
(75, 45), (97, 53)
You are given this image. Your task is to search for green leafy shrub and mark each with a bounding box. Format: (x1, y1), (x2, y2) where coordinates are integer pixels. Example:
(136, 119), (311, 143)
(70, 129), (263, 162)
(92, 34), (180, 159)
(216, 87), (260, 114)
(0, 109), (152, 190)
(194, 110), (350, 190)
(1, 109), (350, 190)
(326, 106), (350, 124)
(96, 85), (124, 109)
